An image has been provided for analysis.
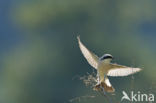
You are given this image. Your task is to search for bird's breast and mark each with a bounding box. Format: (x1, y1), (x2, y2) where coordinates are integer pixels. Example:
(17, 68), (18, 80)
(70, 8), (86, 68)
(97, 63), (110, 74)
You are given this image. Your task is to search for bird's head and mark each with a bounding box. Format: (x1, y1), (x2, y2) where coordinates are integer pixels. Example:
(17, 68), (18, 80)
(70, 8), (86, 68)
(100, 54), (113, 62)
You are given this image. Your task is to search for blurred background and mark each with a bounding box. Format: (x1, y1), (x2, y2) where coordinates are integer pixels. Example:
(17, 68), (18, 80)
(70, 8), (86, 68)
(0, 0), (156, 103)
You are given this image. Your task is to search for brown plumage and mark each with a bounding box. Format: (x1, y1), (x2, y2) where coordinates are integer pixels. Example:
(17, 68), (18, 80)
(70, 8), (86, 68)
(93, 82), (115, 92)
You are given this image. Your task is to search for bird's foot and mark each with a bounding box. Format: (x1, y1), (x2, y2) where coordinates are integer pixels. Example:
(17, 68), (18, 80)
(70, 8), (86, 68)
(93, 83), (101, 91)
(93, 83), (106, 95)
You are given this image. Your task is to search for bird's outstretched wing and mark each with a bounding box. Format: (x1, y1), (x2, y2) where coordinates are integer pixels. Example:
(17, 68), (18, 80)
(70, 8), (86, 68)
(77, 36), (99, 69)
(107, 63), (142, 77)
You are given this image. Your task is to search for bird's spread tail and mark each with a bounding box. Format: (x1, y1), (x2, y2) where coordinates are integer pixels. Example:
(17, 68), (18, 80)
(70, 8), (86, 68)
(94, 78), (115, 93)
(101, 81), (115, 92)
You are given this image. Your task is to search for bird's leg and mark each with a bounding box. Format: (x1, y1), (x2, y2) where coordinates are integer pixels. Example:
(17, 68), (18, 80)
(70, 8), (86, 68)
(94, 73), (107, 94)
(100, 85), (106, 95)
(101, 74), (107, 94)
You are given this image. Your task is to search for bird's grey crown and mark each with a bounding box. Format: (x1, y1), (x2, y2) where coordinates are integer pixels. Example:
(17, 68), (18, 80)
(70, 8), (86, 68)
(100, 54), (113, 61)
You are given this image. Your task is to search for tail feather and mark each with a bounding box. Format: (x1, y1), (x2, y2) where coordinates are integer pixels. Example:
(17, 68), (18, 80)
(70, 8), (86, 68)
(94, 78), (115, 92)
(101, 82), (115, 92)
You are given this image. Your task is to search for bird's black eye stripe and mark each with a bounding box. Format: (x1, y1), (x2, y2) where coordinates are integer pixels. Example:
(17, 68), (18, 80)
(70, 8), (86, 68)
(100, 56), (113, 60)
(103, 56), (112, 59)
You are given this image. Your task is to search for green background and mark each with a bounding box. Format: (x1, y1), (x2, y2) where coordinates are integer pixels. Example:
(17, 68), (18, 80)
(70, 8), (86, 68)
(0, 0), (156, 103)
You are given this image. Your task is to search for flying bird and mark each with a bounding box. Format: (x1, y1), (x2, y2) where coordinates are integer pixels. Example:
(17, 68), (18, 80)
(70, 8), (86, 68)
(77, 36), (142, 93)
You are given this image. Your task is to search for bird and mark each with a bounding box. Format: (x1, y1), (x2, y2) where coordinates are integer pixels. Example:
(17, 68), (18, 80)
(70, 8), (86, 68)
(77, 36), (142, 93)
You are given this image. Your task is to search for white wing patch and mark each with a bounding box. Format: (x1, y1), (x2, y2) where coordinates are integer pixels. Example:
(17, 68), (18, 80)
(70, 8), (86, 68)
(77, 36), (99, 69)
(105, 78), (112, 87)
(107, 68), (141, 77)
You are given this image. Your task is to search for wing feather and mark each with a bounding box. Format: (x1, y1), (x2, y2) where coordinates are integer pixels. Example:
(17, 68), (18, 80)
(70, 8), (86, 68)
(107, 63), (142, 77)
(77, 36), (99, 69)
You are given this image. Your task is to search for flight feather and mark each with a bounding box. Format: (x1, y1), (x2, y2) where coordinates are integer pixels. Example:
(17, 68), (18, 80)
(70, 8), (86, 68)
(107, 63), (142, 77)
(77, 36), (99, 69)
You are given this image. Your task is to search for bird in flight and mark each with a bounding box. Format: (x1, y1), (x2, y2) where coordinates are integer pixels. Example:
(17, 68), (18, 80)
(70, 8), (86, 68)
(77, 36), (142, 93)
